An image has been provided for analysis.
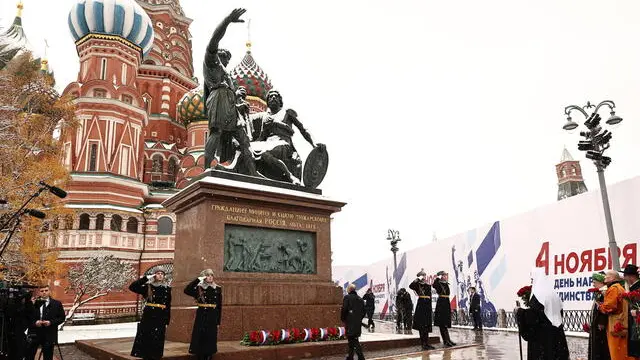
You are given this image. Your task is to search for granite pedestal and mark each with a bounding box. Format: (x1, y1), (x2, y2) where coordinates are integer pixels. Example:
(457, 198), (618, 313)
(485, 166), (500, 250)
(162, 171), (347, 342)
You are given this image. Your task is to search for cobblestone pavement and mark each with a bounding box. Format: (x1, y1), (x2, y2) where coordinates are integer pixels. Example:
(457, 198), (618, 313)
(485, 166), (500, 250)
(314, 327), (588, 360)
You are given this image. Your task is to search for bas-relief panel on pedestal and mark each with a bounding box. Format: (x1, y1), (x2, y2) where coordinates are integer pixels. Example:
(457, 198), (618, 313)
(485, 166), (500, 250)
(223, 224), (316, 274)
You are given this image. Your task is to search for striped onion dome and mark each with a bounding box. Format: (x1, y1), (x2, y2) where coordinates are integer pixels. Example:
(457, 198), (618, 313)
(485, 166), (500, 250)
(178, 88), (205, 125)
(0, 2), (29, 71)
(229, 47), (273, 101)
(68, 0), (155, 56)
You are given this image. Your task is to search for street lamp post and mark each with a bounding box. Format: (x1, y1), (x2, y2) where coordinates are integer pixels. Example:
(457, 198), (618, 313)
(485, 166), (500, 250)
(387, 229), (401, 289)
(563, 100), (623, 271)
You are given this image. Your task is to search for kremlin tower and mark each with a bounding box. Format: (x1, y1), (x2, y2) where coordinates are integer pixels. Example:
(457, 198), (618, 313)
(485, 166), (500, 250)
(51, 0), (275, 320)
(556, 147), (588, 200)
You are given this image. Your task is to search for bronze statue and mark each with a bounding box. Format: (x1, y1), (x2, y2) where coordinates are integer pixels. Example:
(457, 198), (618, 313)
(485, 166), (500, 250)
(250, 90), (325, 185)
(202, 9), (329, 189)
(203, 8), (258, 175)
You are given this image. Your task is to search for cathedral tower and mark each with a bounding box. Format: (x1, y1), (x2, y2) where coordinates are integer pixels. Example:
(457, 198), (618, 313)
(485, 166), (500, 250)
(556, 147), (588, 200)
(135, 0), (197, 185)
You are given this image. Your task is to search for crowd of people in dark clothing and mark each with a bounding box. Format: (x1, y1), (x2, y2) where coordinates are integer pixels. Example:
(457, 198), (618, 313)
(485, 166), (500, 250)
(2, 284), (65, 360)
(340, 269), (461, 359)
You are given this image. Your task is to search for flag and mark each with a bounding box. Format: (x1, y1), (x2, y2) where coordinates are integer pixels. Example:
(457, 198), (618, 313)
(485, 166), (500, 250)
(475, 222), (501, 277)
(394, 253), (407, 286)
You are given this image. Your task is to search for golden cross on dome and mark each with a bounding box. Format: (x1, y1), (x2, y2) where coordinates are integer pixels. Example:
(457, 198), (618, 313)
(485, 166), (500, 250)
(16, 0), (24, 17)
(246, 18), (252, 52)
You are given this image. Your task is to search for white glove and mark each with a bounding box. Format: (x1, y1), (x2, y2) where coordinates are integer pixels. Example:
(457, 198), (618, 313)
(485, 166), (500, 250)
(147, 275), (155, 281)
(198, 276), (205, 282)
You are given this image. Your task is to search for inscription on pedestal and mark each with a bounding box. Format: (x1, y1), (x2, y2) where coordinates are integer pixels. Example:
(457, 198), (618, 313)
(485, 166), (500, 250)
(223, 224), (317, 274)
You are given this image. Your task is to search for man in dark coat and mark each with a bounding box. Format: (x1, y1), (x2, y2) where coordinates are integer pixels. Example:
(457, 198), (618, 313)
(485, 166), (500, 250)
(341, 283), (365, 360)
(130, 270), (172, 360)
(433, 270), (456, 347)
(623, 264), (640, 358)
(409, 269), (434, 350)
(3, 286), (34, 360)
(362, 288), (375, 331)
(184, 269), (223, 360)
(25, 285), (65, 360)
(395, 288), (413, 331)
(469, 287), (482, 331)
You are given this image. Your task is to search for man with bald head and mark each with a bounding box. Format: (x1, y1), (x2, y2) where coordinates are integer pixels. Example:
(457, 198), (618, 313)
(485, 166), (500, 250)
(341, 283), (365, 360)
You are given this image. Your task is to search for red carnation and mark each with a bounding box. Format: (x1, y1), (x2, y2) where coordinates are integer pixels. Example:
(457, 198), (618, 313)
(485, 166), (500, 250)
(328, 327), (338, 337)
(583, 323), (590, 333)
(249, 331), (259, 344)
(271, 330), (281, 344)
(614, 322), (625, 333)
(587, 288), (600, 293)
(311, 328), (320, 340)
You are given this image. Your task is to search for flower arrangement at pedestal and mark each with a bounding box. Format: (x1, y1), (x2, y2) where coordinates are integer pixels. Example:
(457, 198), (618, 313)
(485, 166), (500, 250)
(241, 326), (346, 346)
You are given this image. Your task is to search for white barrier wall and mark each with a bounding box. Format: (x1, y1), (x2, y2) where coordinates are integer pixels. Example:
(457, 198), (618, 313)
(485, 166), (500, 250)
(333, 175), (640, 319)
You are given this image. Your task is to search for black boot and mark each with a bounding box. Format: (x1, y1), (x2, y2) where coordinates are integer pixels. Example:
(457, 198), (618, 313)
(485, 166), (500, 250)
(443, 327), (456, 346)
(420, 330), (435, 350)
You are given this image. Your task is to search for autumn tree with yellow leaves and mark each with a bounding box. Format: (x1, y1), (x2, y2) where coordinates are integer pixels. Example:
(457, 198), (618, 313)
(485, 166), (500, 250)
(0, 52), (76, 285)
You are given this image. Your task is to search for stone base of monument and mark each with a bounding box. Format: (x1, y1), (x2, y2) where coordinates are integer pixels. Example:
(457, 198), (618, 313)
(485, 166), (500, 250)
(76, 336), (440, 360)
(162, 171), (347, 342)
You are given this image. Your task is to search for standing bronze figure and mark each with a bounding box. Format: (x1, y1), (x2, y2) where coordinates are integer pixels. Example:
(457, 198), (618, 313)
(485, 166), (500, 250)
(203, 8), (258, 175)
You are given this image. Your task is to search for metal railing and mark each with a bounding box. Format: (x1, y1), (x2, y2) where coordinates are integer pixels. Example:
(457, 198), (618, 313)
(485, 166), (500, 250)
(376, 309), (592, 333)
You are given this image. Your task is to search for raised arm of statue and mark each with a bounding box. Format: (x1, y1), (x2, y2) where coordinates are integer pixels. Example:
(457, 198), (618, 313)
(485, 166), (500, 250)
(204, 8), (246, 69)
(286, 109), (317, 147)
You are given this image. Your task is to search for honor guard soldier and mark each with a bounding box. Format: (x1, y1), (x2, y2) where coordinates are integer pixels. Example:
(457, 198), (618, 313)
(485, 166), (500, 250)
(433, 270), (456, 347)
(130, 270), (172, 360)
(184, 269), (223, 360)
(409, 269), (434, 350)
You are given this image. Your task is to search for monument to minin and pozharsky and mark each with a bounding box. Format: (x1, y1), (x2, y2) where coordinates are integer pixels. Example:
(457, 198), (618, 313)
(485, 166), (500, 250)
(163, 8), (346, 342)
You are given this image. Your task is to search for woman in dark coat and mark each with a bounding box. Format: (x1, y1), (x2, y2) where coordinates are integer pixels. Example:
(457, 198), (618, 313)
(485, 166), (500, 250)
(130, 270), (172, 360)
(433, 270), (456, 347)
(409, 269), (434, 350)
(516, 268), (569, 360)
(588, 272), (610, 360)
(184, 269), (223, 360)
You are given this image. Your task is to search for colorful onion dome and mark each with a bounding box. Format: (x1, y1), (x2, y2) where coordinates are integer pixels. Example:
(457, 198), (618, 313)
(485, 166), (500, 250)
(68, 0), (155, 56)
(0, 2), (29, 71)
(229, 45), (273, 101)
(178, 88), (206, 125)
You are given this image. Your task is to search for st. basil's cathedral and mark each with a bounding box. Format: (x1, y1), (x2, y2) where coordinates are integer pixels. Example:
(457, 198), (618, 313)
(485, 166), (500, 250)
(1, 0), (272, 320)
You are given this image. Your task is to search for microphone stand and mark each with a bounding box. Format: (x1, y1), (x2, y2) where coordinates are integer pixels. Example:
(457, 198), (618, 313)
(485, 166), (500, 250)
(0, 216), (22, 259)
(0, 186), (47, 232)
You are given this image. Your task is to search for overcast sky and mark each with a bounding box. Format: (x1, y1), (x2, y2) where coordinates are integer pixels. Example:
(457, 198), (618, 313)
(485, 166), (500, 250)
(4, 0), (640, 266)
